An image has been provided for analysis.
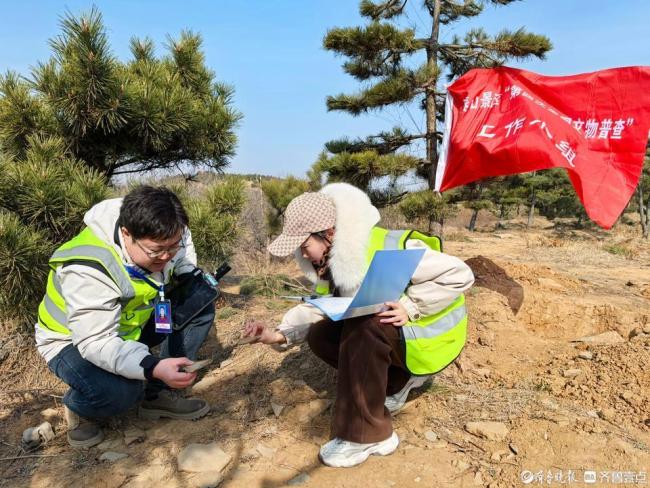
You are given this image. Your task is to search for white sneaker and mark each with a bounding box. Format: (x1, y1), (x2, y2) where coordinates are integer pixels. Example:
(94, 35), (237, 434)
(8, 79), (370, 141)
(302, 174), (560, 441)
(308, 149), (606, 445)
(319, 432), (399, 468)
(385, 375), (431, 414)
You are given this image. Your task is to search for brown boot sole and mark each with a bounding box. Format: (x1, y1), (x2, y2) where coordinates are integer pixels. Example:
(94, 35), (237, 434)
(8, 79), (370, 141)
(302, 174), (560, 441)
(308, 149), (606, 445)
(67, 429), (105, 449)
(137, 403), (210, 421)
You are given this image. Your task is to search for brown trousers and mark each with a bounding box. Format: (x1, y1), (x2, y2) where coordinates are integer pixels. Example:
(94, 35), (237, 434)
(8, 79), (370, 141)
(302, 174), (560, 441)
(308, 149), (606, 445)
(306, 315), (411, 443)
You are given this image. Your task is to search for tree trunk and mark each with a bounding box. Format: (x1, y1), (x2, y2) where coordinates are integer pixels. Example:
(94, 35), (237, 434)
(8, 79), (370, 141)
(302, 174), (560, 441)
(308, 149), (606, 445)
(527, 190), (536, 228)
(640, 186), (649, 239)
(468, 208), (479, 232)
(425, 0), (441, 189)
(496, 204), (506, 229)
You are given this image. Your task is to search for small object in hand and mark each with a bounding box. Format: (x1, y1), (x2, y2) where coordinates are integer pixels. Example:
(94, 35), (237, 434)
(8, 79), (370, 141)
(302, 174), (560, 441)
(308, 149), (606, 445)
(180, 359), (213, 373)
(238, 335), (262, 345)
(22, 421), (55, 449)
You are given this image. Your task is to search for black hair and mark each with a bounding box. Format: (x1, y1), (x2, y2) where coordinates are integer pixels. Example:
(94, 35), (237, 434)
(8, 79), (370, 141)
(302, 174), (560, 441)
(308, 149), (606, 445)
(118, 186), (189, 240)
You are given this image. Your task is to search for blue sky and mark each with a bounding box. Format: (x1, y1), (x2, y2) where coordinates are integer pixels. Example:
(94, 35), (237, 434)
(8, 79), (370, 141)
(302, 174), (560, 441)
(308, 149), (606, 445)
(1, 1), (648, 178)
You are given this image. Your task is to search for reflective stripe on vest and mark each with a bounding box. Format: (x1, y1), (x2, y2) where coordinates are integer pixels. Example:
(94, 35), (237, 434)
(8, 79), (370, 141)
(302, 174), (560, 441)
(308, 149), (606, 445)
(51, 245), (136, 300)
(370, 226), (466, 375)
(37, 227), (160, 341)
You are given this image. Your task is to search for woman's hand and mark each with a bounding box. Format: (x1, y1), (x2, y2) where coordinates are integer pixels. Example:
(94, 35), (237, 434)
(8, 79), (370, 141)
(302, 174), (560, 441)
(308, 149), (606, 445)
(242, 320), (287, 345)
(376, 301), (409, 326)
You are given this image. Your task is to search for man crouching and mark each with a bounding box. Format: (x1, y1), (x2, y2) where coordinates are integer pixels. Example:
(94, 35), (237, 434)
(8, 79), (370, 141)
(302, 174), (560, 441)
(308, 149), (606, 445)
(35, 186), (213, 448)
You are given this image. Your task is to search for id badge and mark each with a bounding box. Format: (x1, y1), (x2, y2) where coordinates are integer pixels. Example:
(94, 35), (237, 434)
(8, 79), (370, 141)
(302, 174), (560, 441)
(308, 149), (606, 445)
(155, 300), (173, 334)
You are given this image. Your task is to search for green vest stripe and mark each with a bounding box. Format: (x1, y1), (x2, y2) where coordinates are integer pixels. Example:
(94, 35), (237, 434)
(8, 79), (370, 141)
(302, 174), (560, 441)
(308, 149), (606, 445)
(38, 228), (160, 342)
(52, 273), (63, 296)
(371, 226), (466, 375)
(383, 229), (404, 250)
(43, 294), (67, 325)
(51, 246), (135, 300)
(401, 304), (467, 340)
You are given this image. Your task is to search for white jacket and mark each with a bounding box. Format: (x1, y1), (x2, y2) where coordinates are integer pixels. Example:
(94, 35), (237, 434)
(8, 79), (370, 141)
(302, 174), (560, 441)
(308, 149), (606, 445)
(35, 198), (197, 379)
(277, 183), (475, 345)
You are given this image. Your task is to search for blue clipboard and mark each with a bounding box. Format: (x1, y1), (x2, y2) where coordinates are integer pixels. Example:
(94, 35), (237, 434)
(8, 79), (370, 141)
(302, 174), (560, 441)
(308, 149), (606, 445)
(305, 248), (425, 321)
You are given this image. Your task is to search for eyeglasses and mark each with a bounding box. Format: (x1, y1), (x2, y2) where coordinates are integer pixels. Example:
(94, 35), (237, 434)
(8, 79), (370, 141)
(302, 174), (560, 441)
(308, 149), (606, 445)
(133, 238), (185, 259)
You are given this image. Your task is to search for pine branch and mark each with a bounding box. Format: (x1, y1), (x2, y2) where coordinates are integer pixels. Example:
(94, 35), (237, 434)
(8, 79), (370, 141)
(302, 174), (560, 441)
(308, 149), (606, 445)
(324, 22), (422, 69)
(326, 69), (420, 115)
(439, 0), (483, 25)
(130, 37), (155, 62)
(359, 0), (408, 20)
(326, 127), (426, 154)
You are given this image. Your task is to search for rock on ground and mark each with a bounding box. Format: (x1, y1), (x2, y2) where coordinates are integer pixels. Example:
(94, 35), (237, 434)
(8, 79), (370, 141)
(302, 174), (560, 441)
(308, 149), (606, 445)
(177, 443), (231, 473)
(464, 421), (509, 441)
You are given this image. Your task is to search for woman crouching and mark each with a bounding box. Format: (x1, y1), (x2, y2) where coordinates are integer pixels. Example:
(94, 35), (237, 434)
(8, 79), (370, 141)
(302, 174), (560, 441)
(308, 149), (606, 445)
(242, 183), (474, 468)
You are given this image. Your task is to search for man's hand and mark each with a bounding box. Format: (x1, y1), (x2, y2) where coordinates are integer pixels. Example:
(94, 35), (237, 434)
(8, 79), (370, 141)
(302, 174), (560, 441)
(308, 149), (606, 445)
(377, 301), (409, 326)
(152, 357), (197, 389)
(242, 320), (287, 345)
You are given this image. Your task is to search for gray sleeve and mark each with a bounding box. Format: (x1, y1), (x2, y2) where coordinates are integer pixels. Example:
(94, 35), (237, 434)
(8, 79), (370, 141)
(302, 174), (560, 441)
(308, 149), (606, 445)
(58, 264), (151, 380)
(173, 228), (198, 275)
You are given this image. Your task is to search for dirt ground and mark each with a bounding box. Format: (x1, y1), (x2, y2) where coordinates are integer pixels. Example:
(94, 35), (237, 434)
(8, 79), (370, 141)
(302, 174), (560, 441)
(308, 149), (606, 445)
(1, 215), (649, 487)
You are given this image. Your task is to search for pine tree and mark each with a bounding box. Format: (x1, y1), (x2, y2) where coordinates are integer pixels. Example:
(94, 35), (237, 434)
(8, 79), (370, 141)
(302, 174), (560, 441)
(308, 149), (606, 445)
(319, 0), (551, 219)
(0, 8), (241, 179)
(637, 147), (650, 239)
(0, 135), (109, 328)
(261, 177), (311, 236)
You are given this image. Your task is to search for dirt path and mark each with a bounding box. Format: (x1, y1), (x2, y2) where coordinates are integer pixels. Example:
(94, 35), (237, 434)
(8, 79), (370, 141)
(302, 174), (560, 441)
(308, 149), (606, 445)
(1, 226), (648, 487)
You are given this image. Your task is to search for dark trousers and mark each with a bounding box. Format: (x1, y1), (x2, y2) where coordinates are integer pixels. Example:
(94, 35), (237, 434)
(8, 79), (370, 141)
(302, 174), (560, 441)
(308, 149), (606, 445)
(47, 302), (215, 419)
(306, 315), (411, 444)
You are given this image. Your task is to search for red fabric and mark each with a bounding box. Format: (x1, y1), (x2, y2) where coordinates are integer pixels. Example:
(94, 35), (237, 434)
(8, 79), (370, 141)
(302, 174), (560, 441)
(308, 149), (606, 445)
(435, 66), (650, 229)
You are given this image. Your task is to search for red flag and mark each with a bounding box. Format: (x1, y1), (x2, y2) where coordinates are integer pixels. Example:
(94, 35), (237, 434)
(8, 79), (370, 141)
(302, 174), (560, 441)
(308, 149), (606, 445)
(435, 66), (650, 229)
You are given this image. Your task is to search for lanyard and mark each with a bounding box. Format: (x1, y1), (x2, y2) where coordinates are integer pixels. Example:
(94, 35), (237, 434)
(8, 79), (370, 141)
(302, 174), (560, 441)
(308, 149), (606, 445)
(126, 266), (165, 300)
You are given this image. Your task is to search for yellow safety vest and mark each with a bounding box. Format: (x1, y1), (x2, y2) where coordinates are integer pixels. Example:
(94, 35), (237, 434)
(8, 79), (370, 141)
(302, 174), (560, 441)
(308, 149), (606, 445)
(37, 227), (161, 341)
(315, 226), (467, 375)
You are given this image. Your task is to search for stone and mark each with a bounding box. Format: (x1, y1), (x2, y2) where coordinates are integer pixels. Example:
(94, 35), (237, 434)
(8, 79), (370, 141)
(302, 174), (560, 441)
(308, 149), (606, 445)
(628, 327), (643, 340)
(40, 408), (59, 421)
(643, 325), (650, 335)
(574, 331), (624, 345)
(537, 278), (566, 291)
(189, 471), (224, 488)
(288, 473), (311, 485)
(563, 369), (582, 378)
(414, 477), (422, 482)
(465, 422), (509, 442)
(452, 459), (471, 471)
(99, 451), (128, 463)
(192, 375), (221, 394)
(508, 443), (519, 455)
(255, 442), (277, 459)
(540, 398), (559, 410)
(124, 427), (146, 446)
(270, 402), (284, 417)
(22, 422), (55, 449)
(424, 430), (438, 442)
(473, 368), (491, 378)
(97, 436), (124, 451)
(431, 440), (448, 449)
(490, 450), (509, 461)
(285, 399), (331, 423)
(177, 443), (231, 473)
(598, 408), (616, 421)
(478, 332), (494, 347)
(577, 351), (593, 360)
